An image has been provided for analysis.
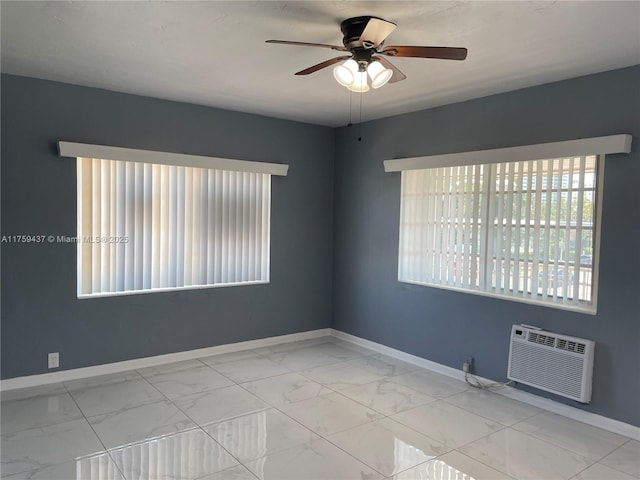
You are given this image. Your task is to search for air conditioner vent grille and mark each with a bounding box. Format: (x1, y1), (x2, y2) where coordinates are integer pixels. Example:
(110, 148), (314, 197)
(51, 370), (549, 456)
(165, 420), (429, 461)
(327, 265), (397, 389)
(527, 332), (587, 355)
(528, 332), (555, 347)
(557, 339), (586, 354)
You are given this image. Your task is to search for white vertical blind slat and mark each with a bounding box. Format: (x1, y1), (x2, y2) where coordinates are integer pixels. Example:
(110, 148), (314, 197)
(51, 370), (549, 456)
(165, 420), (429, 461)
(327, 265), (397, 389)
(495, 162), (505, 292)
(563, 158), (574, 304)
(168, 165), (178, 287)
(444, 167), (453, 285)
(462, 165), (471, 287)
(176, 166), (185, 288)
(159, 164), (168, 287)
(100, 160), (111, 292)
(91, 159), (100, 293)
(191, 168), (202, 286)
(262, 175), (270, 281)
(115, 161), (125, 292)
(512, 161), (524, 296)
(522, 160), (533, 297)
(573, 156), (586, 305)
(470, 164), (481, 289)
(434, 168), (443, 284)
(109, 161), (117, 293)
(426, 168), (436, 282)
(398, 172), (407, 279)
(531, 160), (543, 298)
(553, 159), (563, 302)
(183, 167), (193, 286)
(151, 164), (161, 288)
(504, 162), (514, 293)
(143, 163), (153, 289)
(214, 170), (224, 284)
(541, 160), (553, 299)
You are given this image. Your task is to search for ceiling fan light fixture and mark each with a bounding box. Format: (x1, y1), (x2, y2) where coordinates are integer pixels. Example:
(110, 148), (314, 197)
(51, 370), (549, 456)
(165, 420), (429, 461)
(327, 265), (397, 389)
(347, 71), (370, 92)
(333, 59), (358, 87)
(367, 60), (393, 89)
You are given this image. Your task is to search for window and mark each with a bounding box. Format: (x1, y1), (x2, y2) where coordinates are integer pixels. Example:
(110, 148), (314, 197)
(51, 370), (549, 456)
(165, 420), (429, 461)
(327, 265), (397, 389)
(386, 135), (632, 313)
(60, 142), (288, 298)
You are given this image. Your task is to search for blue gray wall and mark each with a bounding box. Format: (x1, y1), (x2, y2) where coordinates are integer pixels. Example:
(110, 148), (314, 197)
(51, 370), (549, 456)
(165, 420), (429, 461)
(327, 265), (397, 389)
(332, 65), (640, 426)
(1, 74), (334, 379)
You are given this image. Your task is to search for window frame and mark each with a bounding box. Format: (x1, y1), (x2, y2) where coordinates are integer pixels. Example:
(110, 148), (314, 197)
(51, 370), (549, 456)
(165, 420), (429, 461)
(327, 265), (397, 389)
(385, 135), (632, 314)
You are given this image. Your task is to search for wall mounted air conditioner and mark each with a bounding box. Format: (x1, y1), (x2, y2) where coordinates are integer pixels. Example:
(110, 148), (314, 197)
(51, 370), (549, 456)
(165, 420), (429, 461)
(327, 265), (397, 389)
(507, 324), (595, 403)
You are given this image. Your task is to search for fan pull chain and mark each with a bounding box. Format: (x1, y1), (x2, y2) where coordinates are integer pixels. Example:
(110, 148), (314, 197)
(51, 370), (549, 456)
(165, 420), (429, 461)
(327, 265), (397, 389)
(358, 90), (363, 142)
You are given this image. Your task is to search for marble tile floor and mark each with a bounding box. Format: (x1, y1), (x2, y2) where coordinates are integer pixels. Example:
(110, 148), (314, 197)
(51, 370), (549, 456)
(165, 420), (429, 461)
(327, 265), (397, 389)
(1, 338), (638, 479)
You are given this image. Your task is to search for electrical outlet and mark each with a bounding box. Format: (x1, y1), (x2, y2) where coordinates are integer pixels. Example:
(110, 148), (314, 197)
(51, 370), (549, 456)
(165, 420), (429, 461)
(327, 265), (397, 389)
(48, 352), (59, 369)
(463, 356), (474, 373)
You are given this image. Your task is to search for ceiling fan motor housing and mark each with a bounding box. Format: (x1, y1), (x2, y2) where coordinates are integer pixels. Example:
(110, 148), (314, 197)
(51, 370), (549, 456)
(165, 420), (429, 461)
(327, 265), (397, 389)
(341, 16), (384, 49)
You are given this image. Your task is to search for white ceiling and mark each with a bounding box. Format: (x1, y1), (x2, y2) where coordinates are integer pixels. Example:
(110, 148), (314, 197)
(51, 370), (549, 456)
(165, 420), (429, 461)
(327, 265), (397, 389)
(1, 1), (639, 127)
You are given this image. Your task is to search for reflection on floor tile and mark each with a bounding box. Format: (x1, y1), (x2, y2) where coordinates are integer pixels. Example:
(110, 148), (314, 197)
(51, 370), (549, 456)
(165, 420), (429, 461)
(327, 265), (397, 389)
(199, 350), (262, 366)
(69, 377), (164, 417)
(460, 428), (592, 480)
(264, 348), (347, 371)
(137, 359), (206, 377)
(339, 379), (436, 415)
(251, 337), (330, 355)
(2, 338), (637, 480)
(278, 392), (382, 436)
(301, 361), (387, 390)
(391, 400), (503, 448)
(0, 419), (104, 477)
(110, 427), (238, 480)
(0, 383), (67, 402)
(241, 373), (332, 406)
(172, 385), (268, 426)
(143, 365), (234, 398)
(327, 417), (449, 477)
(392, 451), (514, 479)
(63, 371), (141, 392)
(511, 411), (629, 463)
(1, 392), (83, 435)
(206, 409), (318, 462)
(88, 399), (195, 449)
(444, 389), (541, 426)
(265, 343), (366, 372)
(211, 358), (291, 383)
(3, 454), (125, 480)
(390, 371), (468, 398)
(244, 439), (384, 480)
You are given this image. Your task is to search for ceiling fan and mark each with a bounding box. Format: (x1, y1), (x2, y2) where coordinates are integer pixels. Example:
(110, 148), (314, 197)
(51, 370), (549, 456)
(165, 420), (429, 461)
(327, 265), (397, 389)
(266, 16), (468, 92)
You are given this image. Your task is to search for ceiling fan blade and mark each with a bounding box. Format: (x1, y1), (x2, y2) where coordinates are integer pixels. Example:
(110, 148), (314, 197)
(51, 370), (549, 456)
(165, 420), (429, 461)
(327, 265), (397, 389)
(381, 46), (468, 60)
(359, 17), (397, 48)
(295, 56), (352, 75)
(266, 40), (348, 52)
(373, 56), (406, 83)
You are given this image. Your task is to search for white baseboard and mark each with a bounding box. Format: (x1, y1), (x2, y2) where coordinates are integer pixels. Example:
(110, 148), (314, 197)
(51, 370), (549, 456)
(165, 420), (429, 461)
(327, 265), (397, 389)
(330, 329), (640, 441)
(0, 328), (331, 392)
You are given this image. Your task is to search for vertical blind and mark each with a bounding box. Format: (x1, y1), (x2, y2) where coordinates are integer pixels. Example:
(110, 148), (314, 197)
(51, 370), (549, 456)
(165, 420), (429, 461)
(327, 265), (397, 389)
(77, 157), (271, 296)
(398, 156), (598, 308)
